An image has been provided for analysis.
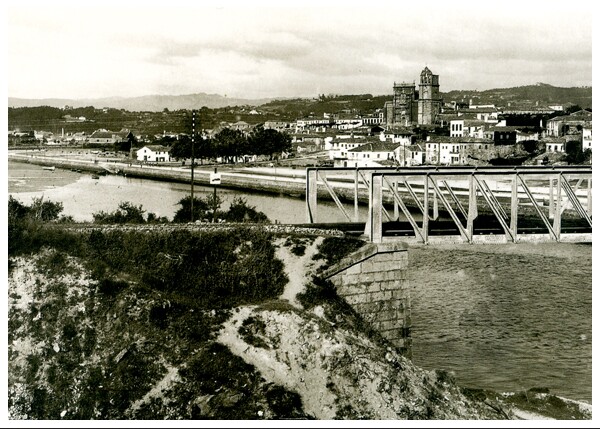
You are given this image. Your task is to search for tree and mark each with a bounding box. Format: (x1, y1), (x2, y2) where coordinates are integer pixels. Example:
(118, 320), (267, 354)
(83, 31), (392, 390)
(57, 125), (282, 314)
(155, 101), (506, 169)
(565, 104), (583, 115)
(169, 135), (193, 160)
(247, 126), (292, 160)
(212, 128), (247, 163)
(29, 197), (64, 221)
(565, 140), (585, 164)
(170, 132), (215, 164)
(205, 192), (223, 223)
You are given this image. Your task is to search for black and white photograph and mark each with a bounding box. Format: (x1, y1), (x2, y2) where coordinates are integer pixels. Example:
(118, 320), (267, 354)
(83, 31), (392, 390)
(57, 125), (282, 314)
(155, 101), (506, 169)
(4, 0), (595, 425)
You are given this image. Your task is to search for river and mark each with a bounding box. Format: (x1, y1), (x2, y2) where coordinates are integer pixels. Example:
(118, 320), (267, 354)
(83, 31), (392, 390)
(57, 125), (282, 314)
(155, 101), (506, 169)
(7, 160), (367, 224)
(7, 160), (592, 404)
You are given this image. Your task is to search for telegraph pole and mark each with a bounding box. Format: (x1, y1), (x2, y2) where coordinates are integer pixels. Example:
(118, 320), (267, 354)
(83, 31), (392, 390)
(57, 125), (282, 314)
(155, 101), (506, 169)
(191, 110), (196, 222)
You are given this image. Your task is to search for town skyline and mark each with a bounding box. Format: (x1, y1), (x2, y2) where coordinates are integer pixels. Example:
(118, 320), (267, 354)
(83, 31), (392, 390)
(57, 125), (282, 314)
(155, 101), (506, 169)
(7, 0), (593, 102)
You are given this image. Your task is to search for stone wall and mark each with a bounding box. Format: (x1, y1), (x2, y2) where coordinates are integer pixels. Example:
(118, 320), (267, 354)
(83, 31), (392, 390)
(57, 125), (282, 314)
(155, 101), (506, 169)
(321, 242), (412, 357)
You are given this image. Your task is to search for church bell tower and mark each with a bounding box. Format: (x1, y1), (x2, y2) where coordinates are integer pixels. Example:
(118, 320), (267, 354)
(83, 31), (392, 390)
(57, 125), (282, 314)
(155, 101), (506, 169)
(417, 66), (441, 125)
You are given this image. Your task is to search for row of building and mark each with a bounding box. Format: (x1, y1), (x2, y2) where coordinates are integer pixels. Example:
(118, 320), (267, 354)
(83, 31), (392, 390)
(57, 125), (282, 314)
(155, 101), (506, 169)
(11, 67), (592, 167)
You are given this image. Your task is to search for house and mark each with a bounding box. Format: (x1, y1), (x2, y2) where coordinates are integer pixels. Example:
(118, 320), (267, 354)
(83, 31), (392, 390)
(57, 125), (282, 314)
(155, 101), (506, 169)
(515, 130), (539, 143)
(582, 127), (592, 151)
(360, 113), (384, 125)
(543, 137), (566, 153)
(459, 106), (499, 123)
(490, 126), (519, 146)
(341, 141), (402, 168)
(295, 117), (334, 132)
(449, 118), (488, 138)
(423, 136), (493, 165)
(136, 145), (171, 162)
(333, 116), (363, 130)
(380, 126), (414, 145)
(398, 144), (426, 166)
(328, 136), (369, 160)
(230, 121), (252, 132)
(264, 121), (291, 132)
(546, 110), (592, 137)
(88, 129), (134, 145)
(290, 134), (325, 153)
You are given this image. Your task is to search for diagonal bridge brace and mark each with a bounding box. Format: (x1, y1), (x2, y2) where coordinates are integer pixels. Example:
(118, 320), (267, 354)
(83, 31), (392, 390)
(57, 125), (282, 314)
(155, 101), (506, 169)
(560, 177), (592, 227)
(383, 177), (426, 242)
(517, 175), (558, 241)
(428, 176), (471, 243)
(473, 176), (514, 242)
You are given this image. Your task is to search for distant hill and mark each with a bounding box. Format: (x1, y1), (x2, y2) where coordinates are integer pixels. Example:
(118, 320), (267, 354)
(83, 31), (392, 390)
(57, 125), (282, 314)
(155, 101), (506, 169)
(8, 83), (592, 114)
(8, 93), (280, 112)
(442, 83), (592, 110)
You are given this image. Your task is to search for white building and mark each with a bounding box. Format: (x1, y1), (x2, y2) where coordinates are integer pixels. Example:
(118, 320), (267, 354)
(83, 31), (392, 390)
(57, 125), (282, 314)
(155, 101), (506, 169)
(398, 144), (426, 166)
(341, 141), (401, 168)
(582, 127), (592, 151)
(328, 137), (369, 160)
(424, 136), (493, 165)
(380, 127), (414, 146)
(449, 119), (487, 138)
(136, 145), (171, 162)
(544, 138), (565, 153)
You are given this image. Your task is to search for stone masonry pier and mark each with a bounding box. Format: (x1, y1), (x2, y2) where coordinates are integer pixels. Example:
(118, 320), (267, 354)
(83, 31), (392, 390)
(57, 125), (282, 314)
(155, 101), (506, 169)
(321, 242), (411, 357)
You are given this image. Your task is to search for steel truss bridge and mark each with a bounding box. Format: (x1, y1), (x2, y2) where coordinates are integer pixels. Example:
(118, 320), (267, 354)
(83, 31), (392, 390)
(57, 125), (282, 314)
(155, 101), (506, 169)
(305, 166), (592, 244)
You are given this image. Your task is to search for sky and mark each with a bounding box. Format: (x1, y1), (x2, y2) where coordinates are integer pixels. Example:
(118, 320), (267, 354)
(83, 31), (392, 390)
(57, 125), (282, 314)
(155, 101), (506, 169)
(5, 0), (595, 101)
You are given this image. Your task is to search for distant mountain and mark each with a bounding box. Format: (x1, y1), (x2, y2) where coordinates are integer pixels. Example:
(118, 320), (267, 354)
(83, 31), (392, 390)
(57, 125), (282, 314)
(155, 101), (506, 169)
(8, 93), (280, 112)
(442, 83), (592, 109)
(8, 83), (592, 114)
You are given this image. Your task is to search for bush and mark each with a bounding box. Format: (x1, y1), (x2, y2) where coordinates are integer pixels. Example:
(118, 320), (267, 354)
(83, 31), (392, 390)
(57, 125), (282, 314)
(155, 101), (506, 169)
(92, 201), (146, 224)
(222, 197), (269, 223)
(172, 195), (211, 223)
(8, 196), (70, 255)
(312, 236), (366, 267)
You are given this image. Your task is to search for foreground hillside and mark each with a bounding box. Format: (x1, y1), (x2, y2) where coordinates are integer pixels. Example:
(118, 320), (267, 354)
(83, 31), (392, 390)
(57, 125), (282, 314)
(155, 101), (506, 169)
(7, 226), (592, 420)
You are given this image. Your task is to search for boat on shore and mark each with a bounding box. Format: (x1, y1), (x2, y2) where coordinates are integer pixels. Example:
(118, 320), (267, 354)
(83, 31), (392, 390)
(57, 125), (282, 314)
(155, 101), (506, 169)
(91, 174), (100, 180)
(42, 166), (55, 171)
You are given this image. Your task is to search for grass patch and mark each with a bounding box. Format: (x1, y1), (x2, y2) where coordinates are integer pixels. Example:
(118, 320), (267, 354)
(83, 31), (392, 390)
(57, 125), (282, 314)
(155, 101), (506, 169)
(283, 235), (314, 257)
(312, 236), (366, 270)
(238, 316), (270, 349)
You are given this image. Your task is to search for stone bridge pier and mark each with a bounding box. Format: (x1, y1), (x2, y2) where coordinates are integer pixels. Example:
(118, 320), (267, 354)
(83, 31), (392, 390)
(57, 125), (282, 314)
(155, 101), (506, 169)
(321, 242), (411, 357)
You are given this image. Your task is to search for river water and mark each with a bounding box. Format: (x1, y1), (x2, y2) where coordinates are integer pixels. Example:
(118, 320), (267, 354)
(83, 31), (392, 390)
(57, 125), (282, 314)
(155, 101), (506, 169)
(7, 160), (367, 224)
(7, 160), (592, 404)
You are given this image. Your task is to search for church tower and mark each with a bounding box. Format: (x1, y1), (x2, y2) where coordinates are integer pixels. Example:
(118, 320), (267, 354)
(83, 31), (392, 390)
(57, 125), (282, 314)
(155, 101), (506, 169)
(391, 81), (416, 127)
(417, 66), (442, 125)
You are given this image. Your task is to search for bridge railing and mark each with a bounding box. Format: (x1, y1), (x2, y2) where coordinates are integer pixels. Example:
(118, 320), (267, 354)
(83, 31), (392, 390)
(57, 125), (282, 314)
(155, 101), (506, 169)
(306, 166), (592, 244)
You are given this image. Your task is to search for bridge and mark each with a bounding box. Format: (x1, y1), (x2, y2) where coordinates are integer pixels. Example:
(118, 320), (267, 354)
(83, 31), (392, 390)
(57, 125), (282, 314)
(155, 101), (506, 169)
(305, 166), (592, 244)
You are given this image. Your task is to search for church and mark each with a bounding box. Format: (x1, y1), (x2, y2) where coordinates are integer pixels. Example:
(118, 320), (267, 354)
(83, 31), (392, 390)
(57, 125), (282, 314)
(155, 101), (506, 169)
(384, 66), (442, 127)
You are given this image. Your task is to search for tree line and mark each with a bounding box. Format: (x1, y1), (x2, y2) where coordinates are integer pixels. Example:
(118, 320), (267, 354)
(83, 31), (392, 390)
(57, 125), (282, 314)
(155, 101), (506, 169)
(163, 125), (292, 163)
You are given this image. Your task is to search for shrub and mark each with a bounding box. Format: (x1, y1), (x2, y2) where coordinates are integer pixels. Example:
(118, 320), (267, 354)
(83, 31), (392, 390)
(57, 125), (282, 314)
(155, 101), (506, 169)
(312, 236), (366, 266)
(223, 197), (270, 223)
(92, 201), (146, 224)
(172, 195), (211, 223)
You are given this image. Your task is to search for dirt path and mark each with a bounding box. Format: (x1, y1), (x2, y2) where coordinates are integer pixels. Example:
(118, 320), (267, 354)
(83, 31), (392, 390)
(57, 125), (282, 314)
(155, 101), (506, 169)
(275, 236), (324, 308)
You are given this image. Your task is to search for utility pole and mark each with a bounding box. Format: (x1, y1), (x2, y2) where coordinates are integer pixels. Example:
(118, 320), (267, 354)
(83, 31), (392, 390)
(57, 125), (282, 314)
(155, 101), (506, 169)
(191, 110), (196, 222)
(213, 167), (218, 223)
